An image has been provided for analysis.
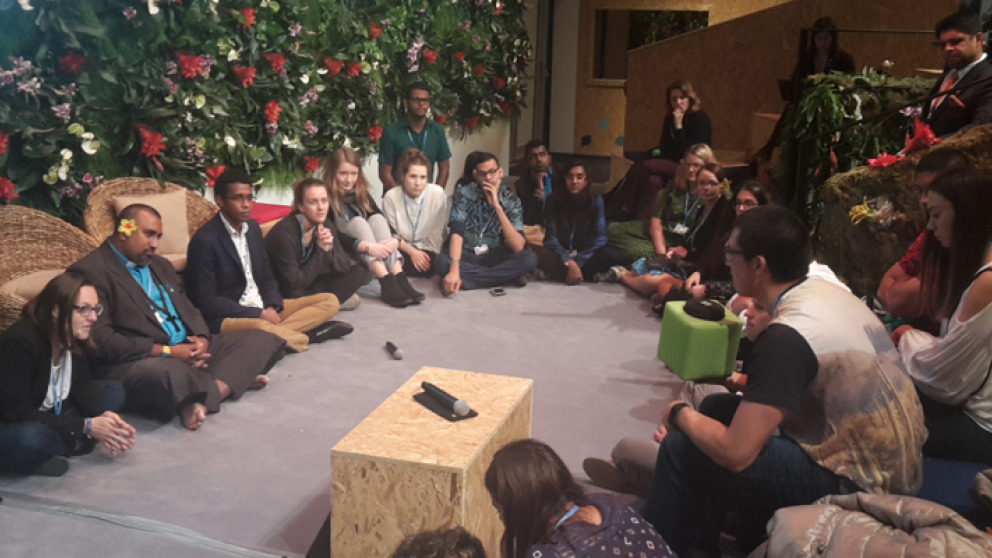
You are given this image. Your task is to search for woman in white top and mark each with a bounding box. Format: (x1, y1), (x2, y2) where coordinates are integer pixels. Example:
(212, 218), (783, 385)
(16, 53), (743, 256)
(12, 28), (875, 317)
(382, 148), (449, 278)
(895, 169), (992, 464)
(324, 147), (423, 308)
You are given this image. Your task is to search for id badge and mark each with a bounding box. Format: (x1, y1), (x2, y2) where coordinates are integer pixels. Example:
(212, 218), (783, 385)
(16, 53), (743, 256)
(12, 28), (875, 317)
(673, 223), (689, 235)
(569, 250), (578, 259)
(474, 244), (489, 256)
(154, 311), (165, 324)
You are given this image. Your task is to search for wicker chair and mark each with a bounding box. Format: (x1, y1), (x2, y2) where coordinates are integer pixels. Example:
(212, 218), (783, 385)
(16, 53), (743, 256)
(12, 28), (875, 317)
(0, 205), (100, 331)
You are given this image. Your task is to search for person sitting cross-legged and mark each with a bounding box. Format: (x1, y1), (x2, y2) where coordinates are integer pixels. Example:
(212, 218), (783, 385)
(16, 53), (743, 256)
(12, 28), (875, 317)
(69, 204), (287, 431)
(435, 152), (538, 294)
(643, 206), (926, 556)
(185, 168), (351, 353)
(381, 148), (449, 278)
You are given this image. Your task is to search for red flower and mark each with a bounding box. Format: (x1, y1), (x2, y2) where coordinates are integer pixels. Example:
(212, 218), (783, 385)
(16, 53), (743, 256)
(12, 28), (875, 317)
(435, 115), (448, 125)
(0, 130), (8, 156)
(324, 58), (343, 76)
(265, 100), (282, 124)
(492, 76), (506, 90)
(494, 2), (504, 15)
(205, 165), (226, 188)
(422, 49), (438, 65)
(262, 53), (286, 73)
(347, 61), (363, 77)
(58, 51), (87, 76)
(137, 126), (165, 158)
(238, 8), (255, 28)
(0, 177), (18, 202)
(304, 155), (321, 174)
(499, 101), (513, 113)
(233, 65), (256, 87)
(178, 53), (203, 79)
(904, 118), (941, 155)
(868, 152), (904, 168)
(368, 125), (383, 142)
(474, 65), (485, 76)
(369, 22), (382, 39)
(464, 117), (480, 131)
(454, 52), (466, 62)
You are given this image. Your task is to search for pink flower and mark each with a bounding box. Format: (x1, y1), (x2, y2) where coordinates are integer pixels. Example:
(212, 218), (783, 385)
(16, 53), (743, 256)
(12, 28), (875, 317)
(0, 130), (8, 155)
(305, 121), (318, 134)
(123, 7), (137, 20)
(58, 51), (87, 75)
(52, 103), (72, 123)
(867, 152), (904, 168)
(288, 23), (302, 37)
(903, 118), (941, 154)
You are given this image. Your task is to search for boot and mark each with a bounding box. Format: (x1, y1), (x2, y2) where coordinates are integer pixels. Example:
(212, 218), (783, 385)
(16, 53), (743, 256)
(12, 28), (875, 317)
(379, 274), (413, 308)
(395, 272), (425, 303)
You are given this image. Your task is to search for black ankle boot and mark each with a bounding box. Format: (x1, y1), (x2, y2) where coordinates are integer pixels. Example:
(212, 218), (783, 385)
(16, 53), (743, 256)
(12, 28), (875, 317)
(395, 272), (425, 303)
(379, 274), (413, 308)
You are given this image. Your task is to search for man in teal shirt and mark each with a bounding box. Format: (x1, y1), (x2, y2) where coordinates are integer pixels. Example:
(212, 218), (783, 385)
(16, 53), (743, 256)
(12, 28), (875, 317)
(378, 82), (452, 190)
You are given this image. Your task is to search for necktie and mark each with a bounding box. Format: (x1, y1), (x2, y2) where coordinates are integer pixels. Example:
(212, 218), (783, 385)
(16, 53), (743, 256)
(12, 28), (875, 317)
(931, 70), (959, 112)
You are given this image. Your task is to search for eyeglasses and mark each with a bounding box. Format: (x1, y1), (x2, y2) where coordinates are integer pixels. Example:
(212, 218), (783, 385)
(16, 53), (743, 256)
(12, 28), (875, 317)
(722, 247), (747, 263)
(226, 194), (256, 203)
(74, 304), (104, 317)
(408, 96), (431, 104)
(475, 167), (500, 178)
(734, 201), (758, 208)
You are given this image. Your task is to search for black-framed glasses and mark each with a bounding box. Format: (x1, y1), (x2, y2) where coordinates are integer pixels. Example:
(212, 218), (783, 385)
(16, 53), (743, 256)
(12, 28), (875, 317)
(722, 247), (746, 263)
(74, 304), (104, 317)
(475, 167), (500, 178)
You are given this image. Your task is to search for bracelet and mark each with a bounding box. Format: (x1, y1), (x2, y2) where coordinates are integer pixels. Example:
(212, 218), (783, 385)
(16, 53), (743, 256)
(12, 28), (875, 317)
(451, 257), (460, 263)
(84, 418), (92, 439)
(668, 402), (690, 430)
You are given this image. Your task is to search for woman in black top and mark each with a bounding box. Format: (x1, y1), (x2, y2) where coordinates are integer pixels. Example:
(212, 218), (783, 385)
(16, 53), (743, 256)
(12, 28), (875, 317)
(0, 273), (135, 476)
(644, 80), (713, 195)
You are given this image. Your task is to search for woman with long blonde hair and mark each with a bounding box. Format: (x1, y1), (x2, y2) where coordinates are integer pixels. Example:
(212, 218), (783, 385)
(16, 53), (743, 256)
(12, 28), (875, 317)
(324, 147), (423, 307)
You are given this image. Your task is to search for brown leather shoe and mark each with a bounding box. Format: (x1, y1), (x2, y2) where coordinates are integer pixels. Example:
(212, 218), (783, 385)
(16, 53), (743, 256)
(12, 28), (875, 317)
(582, 457), (637, 494)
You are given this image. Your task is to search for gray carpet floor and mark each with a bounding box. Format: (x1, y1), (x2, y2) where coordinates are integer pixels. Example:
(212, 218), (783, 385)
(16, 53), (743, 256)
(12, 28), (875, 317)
(0, 278), (679, 557)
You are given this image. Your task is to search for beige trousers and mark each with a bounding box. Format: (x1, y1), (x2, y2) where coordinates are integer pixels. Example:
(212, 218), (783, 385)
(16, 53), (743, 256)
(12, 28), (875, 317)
(221, 293), (339, 352)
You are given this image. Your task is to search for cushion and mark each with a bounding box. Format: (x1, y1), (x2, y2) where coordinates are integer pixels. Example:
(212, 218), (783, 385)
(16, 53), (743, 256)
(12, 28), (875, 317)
(112, 188), (189, 256)
(2, 268), (65, 300)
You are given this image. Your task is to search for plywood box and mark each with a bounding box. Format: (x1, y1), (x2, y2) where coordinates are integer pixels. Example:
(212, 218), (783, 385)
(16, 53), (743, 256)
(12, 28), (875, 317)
(331, 367), (533, 557)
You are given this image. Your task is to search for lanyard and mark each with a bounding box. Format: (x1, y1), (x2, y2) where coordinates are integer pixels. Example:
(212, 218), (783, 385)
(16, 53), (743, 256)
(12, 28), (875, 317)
(403, 194), (425, 243)
(406, 127), (428, 151)
(771, 279), (806, 316)
(554, 505), (580, 530)
(683, 194), (699, 223)
(142, 268), (182, 331)
(50, 355), (67, 415)
(297, 214), (315, 261)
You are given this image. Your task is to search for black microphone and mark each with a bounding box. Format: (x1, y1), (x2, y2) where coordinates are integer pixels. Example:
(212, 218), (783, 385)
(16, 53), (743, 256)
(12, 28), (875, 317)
(385, 341), (404, 360)
(421, 381), (471, 417)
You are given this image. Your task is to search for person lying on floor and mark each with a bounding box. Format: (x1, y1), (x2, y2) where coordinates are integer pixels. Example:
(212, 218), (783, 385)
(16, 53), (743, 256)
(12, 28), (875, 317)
(265, 177), (370, 311)
(185, 168), (352, 353)
(531, 160), (610, 284)
(326, 147), (425, 308)
(382, 148), (449, 279)
(69, 204), (287, 431)
(436, 151), (537, 295)
(0, 273), (136, 477)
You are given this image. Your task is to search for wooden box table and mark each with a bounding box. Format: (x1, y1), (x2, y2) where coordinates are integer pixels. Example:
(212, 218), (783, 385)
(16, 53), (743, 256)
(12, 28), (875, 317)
(331, 366), (533, 557)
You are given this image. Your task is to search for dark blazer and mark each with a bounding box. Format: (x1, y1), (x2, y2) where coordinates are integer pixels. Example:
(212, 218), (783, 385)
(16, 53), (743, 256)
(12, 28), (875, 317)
(0, 319), (107, 445)
(185, 214), (284, 332)
(922, 59), (992, 138)
(265, 213), (363, 298)
(655, 109), (712, 162)
(69, 241), (211, 368)
(515, 168), (565, 227)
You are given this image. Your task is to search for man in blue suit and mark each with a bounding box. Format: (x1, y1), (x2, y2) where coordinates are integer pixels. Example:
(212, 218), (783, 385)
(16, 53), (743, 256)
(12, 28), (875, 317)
(185, 169), (351, 352)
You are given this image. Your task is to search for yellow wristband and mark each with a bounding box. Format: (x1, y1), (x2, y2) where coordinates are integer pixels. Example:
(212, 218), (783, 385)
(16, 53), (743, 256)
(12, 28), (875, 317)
(161, 345), (172, 357)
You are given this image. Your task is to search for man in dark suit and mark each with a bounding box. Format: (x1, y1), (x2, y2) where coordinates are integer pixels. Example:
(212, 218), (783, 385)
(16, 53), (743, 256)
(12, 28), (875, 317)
(70, 204), (287, 430)
(922, 11), (992, 138)
(185, 169), (351, 353)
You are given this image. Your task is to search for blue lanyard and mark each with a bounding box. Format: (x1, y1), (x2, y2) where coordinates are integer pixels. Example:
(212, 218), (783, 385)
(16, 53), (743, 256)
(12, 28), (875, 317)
(403, 194), (425, 243)
(297, 214), (314, 260)
(683, 194), (698, 223)
(771, 279), (805, 316)
(554, 505), (580, 530)
(407, 127), (428, 151)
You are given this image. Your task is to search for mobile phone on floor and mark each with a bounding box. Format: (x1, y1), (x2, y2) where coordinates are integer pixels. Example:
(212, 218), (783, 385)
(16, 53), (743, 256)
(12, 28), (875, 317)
(490, 287), (506, 297)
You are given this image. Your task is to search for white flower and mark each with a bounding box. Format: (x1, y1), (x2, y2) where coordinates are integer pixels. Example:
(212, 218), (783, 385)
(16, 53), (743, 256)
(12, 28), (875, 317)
(281, 136), (301, 149)
(300, 74), (310, 84)
(61, 148), (73, 160)
(146, 0), (159, 15)
(18, 0), (34, 10)
(225, 135), (236, 147)
(343, 137), (352, 148)
(227, 49), (240, 62)
(81, 133), (100, 155)
(195, 95), (206, 109)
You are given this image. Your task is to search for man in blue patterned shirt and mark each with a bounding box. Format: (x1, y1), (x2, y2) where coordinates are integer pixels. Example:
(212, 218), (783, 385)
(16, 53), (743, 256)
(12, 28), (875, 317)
(436, 152), (537, 294)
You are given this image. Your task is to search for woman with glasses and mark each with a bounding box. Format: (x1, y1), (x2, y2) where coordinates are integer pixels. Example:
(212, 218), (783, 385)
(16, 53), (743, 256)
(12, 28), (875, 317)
(0, 273), (136, 477)
(894, 169), (992, 464)
(618, 163), (737, 299)
(325, 147), (424, 308)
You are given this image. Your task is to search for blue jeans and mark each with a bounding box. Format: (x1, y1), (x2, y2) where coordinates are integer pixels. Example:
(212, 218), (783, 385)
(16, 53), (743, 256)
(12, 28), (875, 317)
(435, 247), (537, 290)
(0, 380), (125, 475)
(643, 393), (845, 556)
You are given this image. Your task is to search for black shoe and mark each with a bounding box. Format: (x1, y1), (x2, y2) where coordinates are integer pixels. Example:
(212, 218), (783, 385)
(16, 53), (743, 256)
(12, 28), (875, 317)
(306, 320), (353, 344)
(395, 272), (425, 303)
(379, 274), (414, 308)
(36, 455), (70, 477)
(513, 274), (528, 288)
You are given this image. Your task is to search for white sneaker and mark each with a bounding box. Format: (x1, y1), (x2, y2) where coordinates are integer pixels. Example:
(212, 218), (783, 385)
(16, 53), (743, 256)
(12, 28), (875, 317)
(606, 265), (628, 282)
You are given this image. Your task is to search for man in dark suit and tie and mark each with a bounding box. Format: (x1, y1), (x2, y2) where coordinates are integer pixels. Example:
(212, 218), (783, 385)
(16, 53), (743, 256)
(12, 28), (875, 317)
(70, 204), (287, 430)
(185, 169), (351, 353)
(922, 11), (992, 138)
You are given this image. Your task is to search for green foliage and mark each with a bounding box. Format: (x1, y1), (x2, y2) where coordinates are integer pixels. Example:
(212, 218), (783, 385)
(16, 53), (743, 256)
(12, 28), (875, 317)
(0, 0), (532, 223)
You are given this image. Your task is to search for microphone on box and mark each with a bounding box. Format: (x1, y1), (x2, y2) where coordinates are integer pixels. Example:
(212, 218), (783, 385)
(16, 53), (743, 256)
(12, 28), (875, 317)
(421, 381), (472, 417)
(385, 341), (404, 360)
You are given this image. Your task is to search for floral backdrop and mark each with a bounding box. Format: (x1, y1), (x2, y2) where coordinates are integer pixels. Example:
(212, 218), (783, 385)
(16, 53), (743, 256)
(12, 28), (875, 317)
(0, 0), (532, 223)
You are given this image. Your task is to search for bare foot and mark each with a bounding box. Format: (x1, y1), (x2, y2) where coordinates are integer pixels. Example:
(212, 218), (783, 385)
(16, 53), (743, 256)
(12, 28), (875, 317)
(180, 402), (207, 431)
(249, 375), (269, 390)
(215, 379), (232, 400)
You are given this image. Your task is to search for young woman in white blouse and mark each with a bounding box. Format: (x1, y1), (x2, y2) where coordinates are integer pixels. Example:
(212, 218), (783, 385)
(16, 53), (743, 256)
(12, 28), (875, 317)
(382, 148), (449, 278)
(894, 169), (992, 464)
